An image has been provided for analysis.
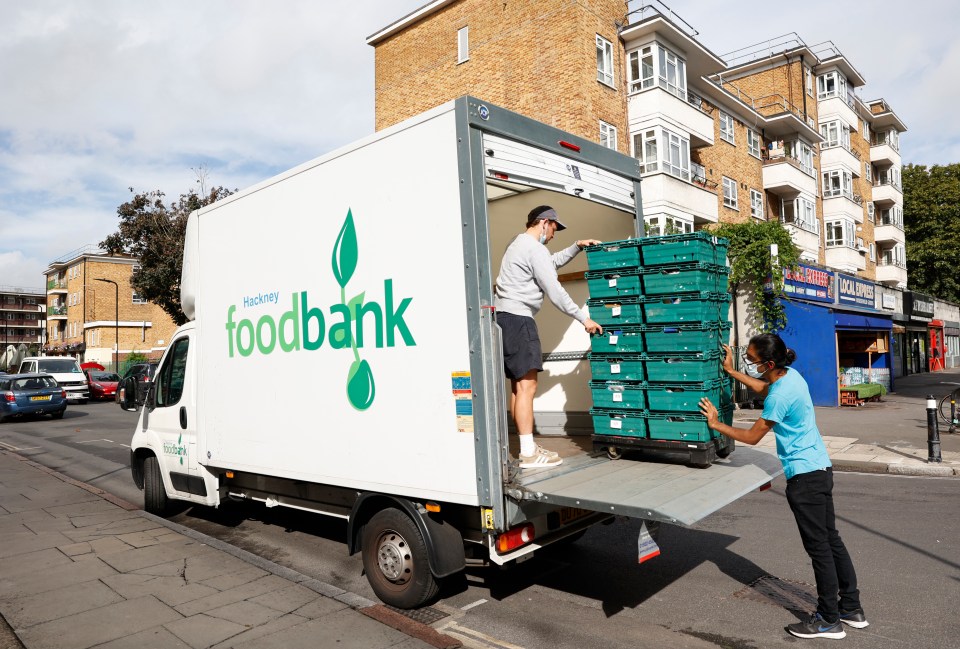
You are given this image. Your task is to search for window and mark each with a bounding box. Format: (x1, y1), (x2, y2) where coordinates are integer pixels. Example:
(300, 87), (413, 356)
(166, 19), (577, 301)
(658, 46), (686, 99)
(646, 216), (693, 236)
(817, 70), (847, 101)
(747, 130), (761, 158)
(628, 45), (655, 92)
(457, 26), (469, 63)
(867, 202), (875, 222)
(132, 291), (146, 305)
(864, 162), (872, 182)
(719, 112), (735, 144)
(781, 196), (818, 234)
(663, 129), (690, 181)
(599, 121), (618, 150)
(750, 189), (764, 219)
(628, 43), (686, 98)
(596, 35), (614, 87)
(806, 67), (813, 96)
(722, 177), (738, 209)
(862, 119), (870, 142)
(633, 129), (658, 173)
(155, 336), (189, 408)
(822, 169), (852, 199)
(825, 219), (855, 248)
(820, 120), (851, 150)
(869, 243), (876, 262)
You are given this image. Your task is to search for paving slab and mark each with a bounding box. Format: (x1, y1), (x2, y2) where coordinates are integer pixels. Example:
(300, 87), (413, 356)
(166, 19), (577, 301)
(96, 539), (212, 574)
(226, 606), (414, 649)
(207, 613), (309, 649)
(1, 579), (123, 629)
(248, 583), (321, 614)
(163, 612), (249, 649)
(173, 575), (291, 617)
(92, 626), (193, 649)
(0, 548), (73, 579)
(199, 566), (270, 591)
(0, 557), (117, 600)
(204, 599), (285, 627)
(101, 573), (220, 607)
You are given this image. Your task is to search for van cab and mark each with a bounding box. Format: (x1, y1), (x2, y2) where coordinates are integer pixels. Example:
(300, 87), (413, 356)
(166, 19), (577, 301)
(18, 357), (89, 403)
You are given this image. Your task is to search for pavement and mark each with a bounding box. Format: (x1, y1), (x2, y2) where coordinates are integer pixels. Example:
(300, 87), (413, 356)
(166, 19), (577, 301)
(1, 369), (957, 649)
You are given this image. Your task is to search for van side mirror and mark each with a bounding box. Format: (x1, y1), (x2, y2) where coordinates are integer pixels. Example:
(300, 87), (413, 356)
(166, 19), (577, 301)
(146, 383), (157, 410)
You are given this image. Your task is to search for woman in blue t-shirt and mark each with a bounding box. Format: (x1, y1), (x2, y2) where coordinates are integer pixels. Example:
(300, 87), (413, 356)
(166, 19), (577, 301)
(698, 333), (867, 641)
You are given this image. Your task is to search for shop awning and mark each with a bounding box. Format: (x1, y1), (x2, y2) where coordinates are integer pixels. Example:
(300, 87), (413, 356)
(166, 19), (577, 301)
(834, 312), (893, 330)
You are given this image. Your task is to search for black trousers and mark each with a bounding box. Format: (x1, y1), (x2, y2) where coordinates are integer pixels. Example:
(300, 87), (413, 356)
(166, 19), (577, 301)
(785, 467), (861, 622)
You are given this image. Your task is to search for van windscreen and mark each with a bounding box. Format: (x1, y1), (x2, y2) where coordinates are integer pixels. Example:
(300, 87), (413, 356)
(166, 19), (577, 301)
(37, 359), (81, 373)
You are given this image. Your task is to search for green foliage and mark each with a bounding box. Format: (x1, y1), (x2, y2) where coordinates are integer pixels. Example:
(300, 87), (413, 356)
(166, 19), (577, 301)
(902, 163), (960, 302)
(101, 185), (233, 326)
(121, 350), (149, 375)
(712, 220), (801, 333)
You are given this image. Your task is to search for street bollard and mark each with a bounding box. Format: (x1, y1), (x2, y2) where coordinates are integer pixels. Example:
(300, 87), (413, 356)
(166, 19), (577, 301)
(926, 395), (942, 463)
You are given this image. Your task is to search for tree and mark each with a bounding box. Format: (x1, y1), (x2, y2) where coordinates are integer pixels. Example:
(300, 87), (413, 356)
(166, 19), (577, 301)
(712, 220), (801, 334)
(902, 163), (960, 303)
(101, 185), (233, 326)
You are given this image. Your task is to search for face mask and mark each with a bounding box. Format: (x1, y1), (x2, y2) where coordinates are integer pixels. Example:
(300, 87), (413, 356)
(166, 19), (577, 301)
(538, 224), (548, 245)
(744, 360), (768, 378)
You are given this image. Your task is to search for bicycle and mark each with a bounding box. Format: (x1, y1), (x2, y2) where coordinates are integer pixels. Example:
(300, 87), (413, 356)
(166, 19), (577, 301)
(939, 387), (960, 432)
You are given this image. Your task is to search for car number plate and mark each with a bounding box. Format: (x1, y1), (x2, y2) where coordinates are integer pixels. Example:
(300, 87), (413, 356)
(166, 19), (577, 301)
(30, 395), (52, 401)
(558, 507), (591, 526)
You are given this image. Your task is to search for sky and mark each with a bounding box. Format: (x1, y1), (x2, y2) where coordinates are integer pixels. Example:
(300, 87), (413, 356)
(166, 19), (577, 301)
(1, 0), (956, 289)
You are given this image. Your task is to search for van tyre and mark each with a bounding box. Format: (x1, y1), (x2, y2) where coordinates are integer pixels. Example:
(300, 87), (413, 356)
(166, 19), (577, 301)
(143, 455), (169, 516)
(361, 508), (439, 609)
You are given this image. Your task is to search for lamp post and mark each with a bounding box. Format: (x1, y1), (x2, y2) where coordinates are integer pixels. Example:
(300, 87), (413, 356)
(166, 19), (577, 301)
(95, 278), (119, 372)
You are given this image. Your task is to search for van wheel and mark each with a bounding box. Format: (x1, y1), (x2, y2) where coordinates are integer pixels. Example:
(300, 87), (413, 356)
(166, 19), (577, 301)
(143, 455), (169, 516)
(361, 508), (438, 609)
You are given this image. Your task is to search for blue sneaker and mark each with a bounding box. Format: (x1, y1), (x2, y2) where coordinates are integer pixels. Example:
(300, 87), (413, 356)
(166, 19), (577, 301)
(786, 612), (846, 639)
(839, 608), (869, 629)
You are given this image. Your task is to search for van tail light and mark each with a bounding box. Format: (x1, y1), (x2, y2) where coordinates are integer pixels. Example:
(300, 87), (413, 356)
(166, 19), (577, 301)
(3, 392), (14, 402)
(61, 390), (67, 399)
(496, 523), (535, 554)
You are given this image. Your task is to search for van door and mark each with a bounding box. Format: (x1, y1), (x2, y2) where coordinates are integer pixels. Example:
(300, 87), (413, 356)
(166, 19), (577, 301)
(148, 333), (205, 499)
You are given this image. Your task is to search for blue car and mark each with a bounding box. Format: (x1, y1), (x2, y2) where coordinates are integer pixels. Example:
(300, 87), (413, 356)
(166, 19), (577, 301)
(0, 373), (68, 423)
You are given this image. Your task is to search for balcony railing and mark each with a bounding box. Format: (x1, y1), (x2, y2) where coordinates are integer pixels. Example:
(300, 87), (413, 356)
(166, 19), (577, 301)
(0, 285), (44, 296)
(625, 1), (699, 37)
(878, 214), (904, 229)
(822, 139), (861, 160)
(874, 178), (902, 192)
(879, 259), (907, 269)
(49, 304), (67, 316)
(0, 335), (40, 344)
(0, 319), (41, 327)
(871, 133), (900, 152)
(763, 152), (816, 178)
(690, 162), (719, 189)
(685, 90), (714, 115)
(781, 215), (820, 235)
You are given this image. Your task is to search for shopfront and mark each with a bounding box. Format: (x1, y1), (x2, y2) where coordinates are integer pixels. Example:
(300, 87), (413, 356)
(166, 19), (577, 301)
(835, 274), (893, 392)
(779, 264), (838, 406)
(903, 291), (935, 375)
(928, 319), (946, 371)
(945, 322), (960, 369)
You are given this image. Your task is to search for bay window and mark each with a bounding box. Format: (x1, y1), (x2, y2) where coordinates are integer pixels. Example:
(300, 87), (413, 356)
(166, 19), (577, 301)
(628, 43), (687, 100)
(632, 127), (691, 181)
(817, 70), (847, 101)
(825, 219), (856, 248)
(820, 120), (851, 151)
(781, 196), (818, 233)
(823, 169), (853, 199)
(646, 215), (693, 236)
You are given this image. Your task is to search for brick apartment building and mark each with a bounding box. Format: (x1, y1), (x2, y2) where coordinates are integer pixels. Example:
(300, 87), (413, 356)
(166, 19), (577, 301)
(0, 285), (45, 365)
(43, 245), (178, 369)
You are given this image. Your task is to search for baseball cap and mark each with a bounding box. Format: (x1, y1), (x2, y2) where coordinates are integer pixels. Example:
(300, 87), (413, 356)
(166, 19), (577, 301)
(537, 208), (567, 230)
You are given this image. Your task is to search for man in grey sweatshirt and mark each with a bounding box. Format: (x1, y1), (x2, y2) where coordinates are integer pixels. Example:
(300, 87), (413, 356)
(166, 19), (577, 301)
(494, 205), (603, 468)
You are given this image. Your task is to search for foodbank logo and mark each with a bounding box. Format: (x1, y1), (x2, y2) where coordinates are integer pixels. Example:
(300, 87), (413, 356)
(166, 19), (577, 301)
(163, 434), (187, 465)
(224, 209), (415, 411)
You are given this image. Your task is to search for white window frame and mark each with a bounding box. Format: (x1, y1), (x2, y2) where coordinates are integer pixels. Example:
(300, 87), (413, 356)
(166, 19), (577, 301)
(628, 43), (687, 99)
(806, 67), (813, 96)
(722, 177), (738, 210)
(132, 291), (146, 305)
(862, 119), (870, 142)
(869, 243), (876, 262)
(817, 70), (847, 101)
(719, 112), (735, 144)
(750, 189), (764, 219)
(596, 35), (614, 88)
(657, 45), (686, 99)
(867, 201), (875, 222)
(781, 196), (819, 234)
(628, 45), (655, 92)
(645, 215), (693, 236)
(822, 169), (853, 199)
(457, 26), (469, 64)
(864, 162), (872, 182)
(662, 128), (690, 181)
(747, 129), (761, 158)
(599, 121), (618, 151)
(633, 128), (658, 174)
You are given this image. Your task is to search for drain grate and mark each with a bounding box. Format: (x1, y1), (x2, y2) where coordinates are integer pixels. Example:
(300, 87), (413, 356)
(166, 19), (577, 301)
(384, 605), (449, 625)
(733, 574), (817, 613)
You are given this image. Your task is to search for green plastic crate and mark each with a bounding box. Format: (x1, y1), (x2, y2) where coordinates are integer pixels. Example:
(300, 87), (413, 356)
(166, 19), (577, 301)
(589, 381), (647, 410)
(643, 377), (731, 412)
(590, 326), (645, 353)
(585, 240), (642, 271)
(587, 297), (644, 325)
(643, 350), (725, 382)
(588, 354), (645, 381)
(585, 270), (644, 298)
(640, 322), (731, 353)
(590, 408), (648, 438)
(639, 232), (729, 266)
(645, 407), (733, 443)
(640, 264), (729, 295)
(639, 292), (730, 324)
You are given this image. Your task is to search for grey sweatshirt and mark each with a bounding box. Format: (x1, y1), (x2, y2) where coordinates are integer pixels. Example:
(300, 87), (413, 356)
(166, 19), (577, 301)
(494, 234), (587, 322)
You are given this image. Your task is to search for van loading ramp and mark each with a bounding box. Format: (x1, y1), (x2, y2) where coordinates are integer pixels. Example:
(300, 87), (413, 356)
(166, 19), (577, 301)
(516, 446), (784, 527)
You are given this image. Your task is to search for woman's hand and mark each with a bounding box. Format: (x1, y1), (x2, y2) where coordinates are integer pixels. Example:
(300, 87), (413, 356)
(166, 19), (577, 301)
(721, 344), (734, 374)
(698, 397), (719, 430)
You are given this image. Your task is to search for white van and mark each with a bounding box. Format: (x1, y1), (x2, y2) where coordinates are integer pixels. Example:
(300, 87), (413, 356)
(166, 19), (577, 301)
(126, 97), (781, 608)
(18, 357), (89, 403)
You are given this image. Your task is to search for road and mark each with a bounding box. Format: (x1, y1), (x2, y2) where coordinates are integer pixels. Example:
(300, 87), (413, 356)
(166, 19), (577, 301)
(2, 403), (958, 649)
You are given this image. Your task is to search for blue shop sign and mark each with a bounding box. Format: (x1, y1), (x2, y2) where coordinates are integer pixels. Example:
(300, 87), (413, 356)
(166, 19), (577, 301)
(837, 274), (877, 310)
(783, 264), (834, 304)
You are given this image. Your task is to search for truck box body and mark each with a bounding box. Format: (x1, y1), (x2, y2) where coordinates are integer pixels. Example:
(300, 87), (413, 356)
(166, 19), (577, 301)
(131, 97), (782, 608)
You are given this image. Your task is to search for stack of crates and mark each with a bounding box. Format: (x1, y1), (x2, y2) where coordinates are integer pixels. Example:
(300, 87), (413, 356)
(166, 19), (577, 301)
(583, 232), (734, 467)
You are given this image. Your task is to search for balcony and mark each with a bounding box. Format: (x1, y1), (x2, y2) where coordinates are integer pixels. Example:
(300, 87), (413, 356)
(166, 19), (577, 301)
(822, 191), (864, 223)
(47, 277), (67, 294)
(818, 94), (858, 130)
(821, 144), (861, 177)
(825, 245), (866, 273)
(640, 170), (719, 226)
(0, 318), (41, 327)
(871, 181), (902, 207)
(782, 223), (820, 259)
(628, 86), (715, 147)
(870, 142), (900, 167)
(48, 304), (67, 319)
(876, 261), (907, 287)
(762, 155), (818, 196)
(0, 335), (41, 344)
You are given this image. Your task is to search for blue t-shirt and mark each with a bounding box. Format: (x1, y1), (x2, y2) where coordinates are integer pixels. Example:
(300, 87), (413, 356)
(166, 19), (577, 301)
(761, 368), (831, 479)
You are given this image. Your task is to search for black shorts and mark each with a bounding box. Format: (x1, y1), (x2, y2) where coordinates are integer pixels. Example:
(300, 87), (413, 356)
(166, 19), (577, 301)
(497, 312), (542, 380)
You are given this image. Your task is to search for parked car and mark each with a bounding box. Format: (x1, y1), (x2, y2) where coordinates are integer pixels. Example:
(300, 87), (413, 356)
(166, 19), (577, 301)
(17, 357), (89, 403)
(117, 362), (159, 407)
(0, 373), (67, 423)
(84, 370), (120, 401)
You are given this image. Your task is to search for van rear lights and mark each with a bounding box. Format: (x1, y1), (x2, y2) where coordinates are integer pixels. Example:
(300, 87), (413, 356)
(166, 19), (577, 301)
(225, 471), (235, 479)
(3, 392), (14, 402)
(758, 481), (772, 492)
(490, 171), (510, 180)
(61, 390), (66, 399)
(558, 140), (581, 152)
(425, 502), (441, 513)
(496, 523), (535, 554)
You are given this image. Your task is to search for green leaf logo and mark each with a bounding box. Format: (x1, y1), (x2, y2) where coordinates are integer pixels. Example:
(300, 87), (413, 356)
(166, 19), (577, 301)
(346, 291), (365, 320)
(347, 359), (375, 410)
(332, 209), (358, 289)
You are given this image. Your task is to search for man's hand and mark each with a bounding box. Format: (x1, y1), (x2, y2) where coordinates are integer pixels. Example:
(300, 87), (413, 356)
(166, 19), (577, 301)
(698, 397), (719, 429)
(584, 318), (603, 335)
(721, 344), (734, 374)
(577, 239), (602, 250)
